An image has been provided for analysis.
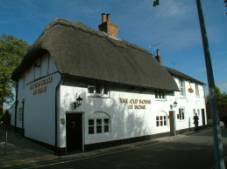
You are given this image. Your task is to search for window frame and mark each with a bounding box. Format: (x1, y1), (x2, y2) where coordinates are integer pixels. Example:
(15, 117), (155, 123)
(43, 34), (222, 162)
(155, 91), (166, 100)
(177, 108), (185, 120)
(179, 79), (186, 96)
(156, 115), (168, 127)
(88, 119), (95, 134)
(88, 117), (110, 135)
(195, 84), (200, 97)
(87, 85), (110, 97)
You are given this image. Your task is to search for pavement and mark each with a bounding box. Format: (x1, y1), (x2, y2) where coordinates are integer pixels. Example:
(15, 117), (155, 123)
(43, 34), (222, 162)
(0, 127), (226, 169)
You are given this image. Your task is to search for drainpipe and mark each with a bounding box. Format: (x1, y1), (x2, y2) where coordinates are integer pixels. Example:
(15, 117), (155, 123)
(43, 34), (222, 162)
(55, 73), (63, 155)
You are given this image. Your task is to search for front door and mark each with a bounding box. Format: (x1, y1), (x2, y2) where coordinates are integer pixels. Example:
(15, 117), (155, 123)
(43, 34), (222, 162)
(66, 113), (83, 152)
(201, 109), (206, 126)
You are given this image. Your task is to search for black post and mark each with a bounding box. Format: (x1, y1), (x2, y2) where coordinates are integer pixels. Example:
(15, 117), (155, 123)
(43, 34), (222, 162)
(196, 0), (225, 169)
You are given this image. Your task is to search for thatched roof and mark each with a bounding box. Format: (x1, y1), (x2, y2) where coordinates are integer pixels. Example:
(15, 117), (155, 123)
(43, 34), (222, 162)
(12, 19), (178, 91)
(166, 67), (204, 85)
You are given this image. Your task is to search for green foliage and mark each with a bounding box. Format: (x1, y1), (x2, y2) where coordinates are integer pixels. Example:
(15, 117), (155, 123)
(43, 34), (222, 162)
(215, 86), (227, 104)
(0, 35), (28, 113)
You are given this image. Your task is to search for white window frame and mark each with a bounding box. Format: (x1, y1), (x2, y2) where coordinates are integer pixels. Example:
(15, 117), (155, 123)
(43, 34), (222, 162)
(88, 85), (110, 97)
(156, 115), (167, 127)
(88, 119), (95, 134)
(88, 113), (111, 135)
(195, 84), (200, 97)
(155, 91), (166, 100)
(177, 108), (185, 120)
(179, 79), (186, 96)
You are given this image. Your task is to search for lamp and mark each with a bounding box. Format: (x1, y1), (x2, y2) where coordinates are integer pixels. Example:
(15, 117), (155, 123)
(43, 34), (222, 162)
(72, 96), (83, 109)
(170, 101), (178, 110)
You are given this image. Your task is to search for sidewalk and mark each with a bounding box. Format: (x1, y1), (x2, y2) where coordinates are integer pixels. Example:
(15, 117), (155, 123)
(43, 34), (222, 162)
(0, 128), (57, 169)
(0, 128), (209, 169)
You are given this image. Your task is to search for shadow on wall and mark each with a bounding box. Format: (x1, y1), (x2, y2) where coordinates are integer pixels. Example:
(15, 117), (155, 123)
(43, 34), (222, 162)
(61, 90), (150, 142)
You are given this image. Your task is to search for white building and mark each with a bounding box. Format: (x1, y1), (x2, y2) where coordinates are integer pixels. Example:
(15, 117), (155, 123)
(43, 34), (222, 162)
(11, 15), (206, 154)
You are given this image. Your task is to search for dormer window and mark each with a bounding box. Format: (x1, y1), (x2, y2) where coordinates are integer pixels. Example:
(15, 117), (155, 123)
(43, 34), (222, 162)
(155, 91), (166, 100)
(96, 85), (102, 94)
(88, 85), (109, 97)
(88, 85), (95, 94)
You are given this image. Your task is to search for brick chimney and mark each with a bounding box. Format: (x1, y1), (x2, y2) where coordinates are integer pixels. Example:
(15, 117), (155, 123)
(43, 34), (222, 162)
(99, 13), (118, 38)
(155, 49), (162, 64)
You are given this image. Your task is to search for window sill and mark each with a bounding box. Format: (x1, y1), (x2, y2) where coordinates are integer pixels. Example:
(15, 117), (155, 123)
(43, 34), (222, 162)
(155, 99), (167, 101)
(177, 119), (185, 122)
(88, 94), (110, 98)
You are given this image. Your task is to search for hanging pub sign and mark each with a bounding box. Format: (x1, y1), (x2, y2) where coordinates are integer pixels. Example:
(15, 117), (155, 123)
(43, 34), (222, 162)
(188, 83), (194, 93)
(188, 87), (194, 93)
(29, 76), (53, 95)
(119, 97), (151, 110)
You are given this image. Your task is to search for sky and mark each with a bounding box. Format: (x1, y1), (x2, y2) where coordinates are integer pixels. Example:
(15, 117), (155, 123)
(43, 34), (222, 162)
(0, 0), (226, 93)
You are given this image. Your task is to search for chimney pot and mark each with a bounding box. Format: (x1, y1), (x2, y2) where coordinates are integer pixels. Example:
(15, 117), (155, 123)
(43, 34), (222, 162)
(98, 13), (118, 38)
(101, 13), (107, 23)
(155, 49), (162, 64)
(106, 13), (111, 23)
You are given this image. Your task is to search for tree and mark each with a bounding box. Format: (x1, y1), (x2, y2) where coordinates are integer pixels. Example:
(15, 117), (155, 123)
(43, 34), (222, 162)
(0, 35), (28, 117)
(215, 86), (227, 104)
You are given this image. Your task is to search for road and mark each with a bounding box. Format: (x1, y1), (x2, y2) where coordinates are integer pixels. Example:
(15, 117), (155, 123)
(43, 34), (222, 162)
(16, 128), (227, 169)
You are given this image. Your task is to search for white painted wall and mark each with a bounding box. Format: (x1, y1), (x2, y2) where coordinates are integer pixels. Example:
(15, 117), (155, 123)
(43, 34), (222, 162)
(16, 54), (61, 146)
(173, 77), (207, 130)
(59, 76), (206, 148)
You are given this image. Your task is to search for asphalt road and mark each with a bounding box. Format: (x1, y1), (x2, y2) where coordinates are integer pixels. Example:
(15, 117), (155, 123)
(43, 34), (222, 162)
(21, 128), (225, 169)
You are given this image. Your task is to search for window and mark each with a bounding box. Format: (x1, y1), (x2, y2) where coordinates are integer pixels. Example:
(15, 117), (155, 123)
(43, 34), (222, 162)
(164, 116), (167, 126)
(193, 109), (196, 116)
(104, 87), (109, 95)
(155, 91), (166, 99)
(156, 116), (159, 126)
(88, 112), (110, 135)
(104, 119), (110, 132)
(88, 119), (95, 134)
(195, 84), (199, 96)
(156, 116), (167, 127)
(88, 118), (110, 134)
(160, 116), (163, 126)
(96, 119), (102, 133)
(96, 86), (102, 94)
(197, 109), (200, 116)
(88, 85), (109, 96)
(88, 85), (95, 94)
(177, 108), (185, 120)
(179, 80), (185, 96)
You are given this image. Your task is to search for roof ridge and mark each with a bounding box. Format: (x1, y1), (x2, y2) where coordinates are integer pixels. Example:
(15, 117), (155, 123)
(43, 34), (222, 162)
(39, 18), (152, 56)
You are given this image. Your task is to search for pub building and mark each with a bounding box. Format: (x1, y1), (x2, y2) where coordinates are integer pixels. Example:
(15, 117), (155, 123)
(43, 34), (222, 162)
(11, 14), (207, 154)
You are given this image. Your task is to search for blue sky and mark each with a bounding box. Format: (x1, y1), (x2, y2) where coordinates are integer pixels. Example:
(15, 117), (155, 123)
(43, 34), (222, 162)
(0, 0), (226, 93)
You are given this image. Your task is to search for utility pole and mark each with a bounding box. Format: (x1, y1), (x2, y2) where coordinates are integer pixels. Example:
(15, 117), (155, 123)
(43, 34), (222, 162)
(196, 0), (225, 168)
(153, 0), (225, 169)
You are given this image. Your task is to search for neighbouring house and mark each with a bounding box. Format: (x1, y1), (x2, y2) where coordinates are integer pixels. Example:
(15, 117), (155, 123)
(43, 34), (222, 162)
(11, 13), (207, 154)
